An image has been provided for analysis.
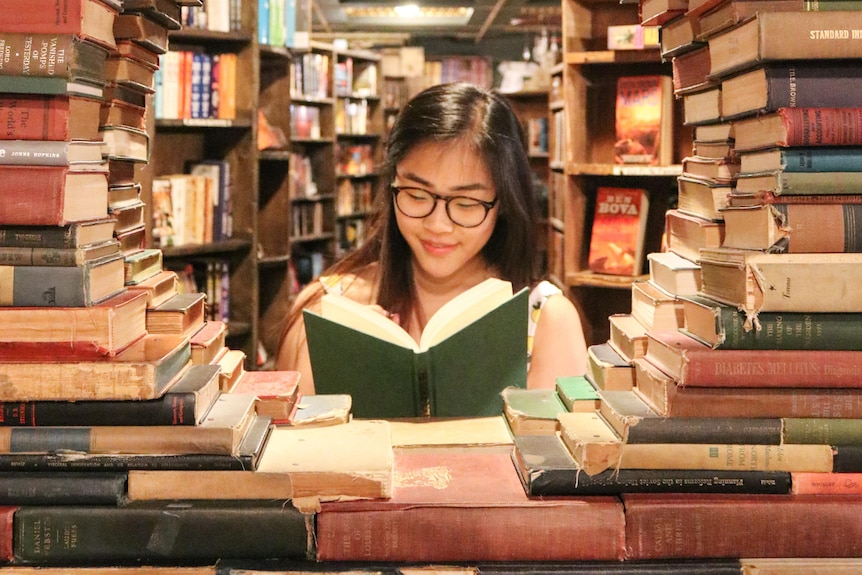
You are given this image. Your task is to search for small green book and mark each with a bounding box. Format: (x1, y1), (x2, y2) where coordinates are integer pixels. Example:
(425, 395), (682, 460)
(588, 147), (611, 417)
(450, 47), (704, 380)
(304, 278), (528, 418)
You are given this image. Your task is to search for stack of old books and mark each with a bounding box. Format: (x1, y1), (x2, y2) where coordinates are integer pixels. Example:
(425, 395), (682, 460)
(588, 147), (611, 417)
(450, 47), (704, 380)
(0, 0), (371, 566)
(531, 0), (862, 562)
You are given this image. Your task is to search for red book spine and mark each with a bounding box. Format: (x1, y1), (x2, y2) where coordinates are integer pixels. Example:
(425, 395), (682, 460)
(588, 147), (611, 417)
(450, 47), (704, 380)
(0, 95), (73, 140)
(623, 493), (862, 559)
(681, 349), (862, 388)
(782, 108), (862, 147)
(0, 166), (66, 225)
(0, 506), (13, 562)
(317, 499), (625, 562)
(791, 473), (862, 495)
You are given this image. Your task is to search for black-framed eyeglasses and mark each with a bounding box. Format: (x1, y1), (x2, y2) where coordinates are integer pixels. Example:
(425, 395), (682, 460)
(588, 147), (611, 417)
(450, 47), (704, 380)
(391, 186), (498, 228)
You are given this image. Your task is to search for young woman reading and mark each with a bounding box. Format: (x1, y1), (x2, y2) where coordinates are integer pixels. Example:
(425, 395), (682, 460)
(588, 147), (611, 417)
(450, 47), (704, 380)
(276, 82), (588, 397)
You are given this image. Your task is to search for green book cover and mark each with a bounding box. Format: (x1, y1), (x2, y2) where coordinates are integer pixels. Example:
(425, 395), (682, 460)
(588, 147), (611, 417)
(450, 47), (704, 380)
(304, 279), (528, 418)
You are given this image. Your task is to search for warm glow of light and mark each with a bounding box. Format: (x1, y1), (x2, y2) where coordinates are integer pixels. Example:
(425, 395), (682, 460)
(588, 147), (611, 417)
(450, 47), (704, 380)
(343, 6), (474, 26)
(394, 4), (420, 18)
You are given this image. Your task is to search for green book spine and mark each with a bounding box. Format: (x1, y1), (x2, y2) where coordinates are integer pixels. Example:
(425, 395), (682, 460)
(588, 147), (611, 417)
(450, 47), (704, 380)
(683, 295), (862, 350)
(783, 418), (862, 444)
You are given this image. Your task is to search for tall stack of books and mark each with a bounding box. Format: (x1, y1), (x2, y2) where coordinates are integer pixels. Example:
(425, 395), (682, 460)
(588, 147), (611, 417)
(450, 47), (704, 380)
(558, 0), (862, 560)
(0, 0), (345, 566)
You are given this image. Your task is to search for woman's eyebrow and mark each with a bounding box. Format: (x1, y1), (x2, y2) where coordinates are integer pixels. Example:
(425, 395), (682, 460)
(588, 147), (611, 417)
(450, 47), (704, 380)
(396, 171), (491, 193)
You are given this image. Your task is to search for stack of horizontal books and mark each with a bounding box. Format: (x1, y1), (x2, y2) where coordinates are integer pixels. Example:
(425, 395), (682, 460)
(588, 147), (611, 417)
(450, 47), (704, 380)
(542, 0), (862, 562)
(0, 0), (372, 566)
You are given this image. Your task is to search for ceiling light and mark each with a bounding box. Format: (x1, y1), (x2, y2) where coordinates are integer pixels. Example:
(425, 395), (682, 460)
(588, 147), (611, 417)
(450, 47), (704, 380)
(342, 5), (474, 26)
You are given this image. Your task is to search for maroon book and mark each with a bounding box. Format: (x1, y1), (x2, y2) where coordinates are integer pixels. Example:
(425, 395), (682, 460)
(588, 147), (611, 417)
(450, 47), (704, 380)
(316, 448), (625, 562)
(624, 493), (862, 559)
(0, 95), (101, 141)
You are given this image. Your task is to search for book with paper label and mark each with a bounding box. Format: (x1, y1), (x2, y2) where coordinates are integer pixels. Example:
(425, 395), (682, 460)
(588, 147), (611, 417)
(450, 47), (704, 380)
(304, 278), (528, 418)
(698, 248), (862, 318)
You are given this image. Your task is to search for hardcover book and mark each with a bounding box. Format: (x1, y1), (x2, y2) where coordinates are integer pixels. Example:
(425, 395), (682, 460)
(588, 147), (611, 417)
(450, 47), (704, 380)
(587, 187), (650, 276)
(614, 75), (673, 165)
(0, 140), (106, 169)
(633, 356), (862, 419)
(0, 333), (191, 401)
(697, 248), (862, 317)
(740, 146), (862, 174)
(305, 278), (528, 418)
(664, 209), (725, 264)
(0, 218), (115, 249)
(646, 328), (862, 389)
(230, 369), (301, 424)
(0, 363), (220, 427)
(733, 108), (862, 152)
(734, 170), (862, 197)
(12, 499), (310, 564)
(647, 251), (701, 297)
(511, 433), (791, 497)
(1, 0), (118, 51)
(681, 294), (862, 351)
(708, 10), (862, 78)
(0, 165), (109, 226)
(0, 238), (119, 267)
(316, 448), (625, 562)
(145, 291), (206, 338)
(501, 387), (568, 436)
(630, 279), (684, 332)
(720, 61), (862, 120)
(0, 32), (108, 84)
(127, 419), (394, 501)
(720, 202), (862, 253)
(0, 288), (145, 354)
(586, 343), (635, 392)
(0, 252), (125, 307)
(608, 313), (649, 362)
(0, 94), (102, 141)
(0, 392), (257, 455)
(623, 493), (862, 559)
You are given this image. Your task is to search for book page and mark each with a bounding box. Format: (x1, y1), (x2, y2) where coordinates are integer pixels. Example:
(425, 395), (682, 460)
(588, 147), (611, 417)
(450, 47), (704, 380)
(321, 293), (418, 351)
(420, 278), (513, 350)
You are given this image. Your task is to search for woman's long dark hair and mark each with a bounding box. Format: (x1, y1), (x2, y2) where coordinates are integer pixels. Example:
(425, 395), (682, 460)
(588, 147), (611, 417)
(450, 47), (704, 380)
(278, 82), (540, 344)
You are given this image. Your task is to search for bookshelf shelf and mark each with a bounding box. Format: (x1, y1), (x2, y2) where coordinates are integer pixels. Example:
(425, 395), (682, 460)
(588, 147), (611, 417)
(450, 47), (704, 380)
(160, 239), (253, 258)
(560, 0), (692, 346)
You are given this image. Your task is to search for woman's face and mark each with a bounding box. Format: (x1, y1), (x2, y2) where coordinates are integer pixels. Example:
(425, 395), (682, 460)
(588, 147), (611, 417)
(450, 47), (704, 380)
(393, 138), (498, 284)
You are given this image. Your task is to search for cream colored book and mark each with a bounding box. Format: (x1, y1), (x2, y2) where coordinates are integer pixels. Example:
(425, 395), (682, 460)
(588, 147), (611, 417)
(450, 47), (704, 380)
(127, 419), (394, 501)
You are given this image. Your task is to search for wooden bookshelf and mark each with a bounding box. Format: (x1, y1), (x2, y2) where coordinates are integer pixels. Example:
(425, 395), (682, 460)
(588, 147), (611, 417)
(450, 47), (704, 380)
(144, 0), (296, 368)
(560, 0), (692, 346)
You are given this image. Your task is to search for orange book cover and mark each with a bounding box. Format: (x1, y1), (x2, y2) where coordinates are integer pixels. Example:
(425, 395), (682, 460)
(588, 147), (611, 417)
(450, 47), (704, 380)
(614, 75), (673, 165)
(588, 187), (650, 276)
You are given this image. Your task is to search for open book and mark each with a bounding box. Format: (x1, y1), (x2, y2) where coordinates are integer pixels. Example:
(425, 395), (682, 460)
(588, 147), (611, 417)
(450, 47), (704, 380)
(304, 277), (528, 418)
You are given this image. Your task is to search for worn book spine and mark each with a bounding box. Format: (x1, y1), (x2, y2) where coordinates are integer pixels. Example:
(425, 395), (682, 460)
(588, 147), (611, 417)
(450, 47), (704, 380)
(634, 357), (862, 418)
(0, 415), (271, 472)
(791, 472), (862, 494)
(725, 63), (862, 119)
(0, 222), (110, 249)
(765, 147), (862, 172)
(13, 500), (312, 564)
(0, 254), (123, 307)
(783, 418), (862, 445)
(0, 472), (125, 505)
(0, 33), (103, 79)
(0, 364), (219, 427)
(676, 348), (862, 388)
(0, 140), (92, 167)
(0, 166), (108, 226)
(623, 493), (862, 559)
(512, 435), (791, 496)
(616, 443), (833, 473)
(0, 244), (111, 266)
(316, 498), (625, 562)
(741, 108), (862, 151)
(709, 11), (862, 77)
(623, 417), (783, 445)
(684, 296), (862, 350)
(804, 0), (862, 9)
(0, 94), (99, 141)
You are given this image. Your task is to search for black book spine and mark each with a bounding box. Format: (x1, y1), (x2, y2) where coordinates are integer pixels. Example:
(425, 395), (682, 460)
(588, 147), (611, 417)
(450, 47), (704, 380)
(832, 444), (862, 472)
(0, 452), (254, 472)
(525, 468), (791, 496)
(476, 559), (744, 575)
(14, 500), (312, 564)
(0, 472), (126, 505)
(625, 418), (783, 444)
(0, 395), (198, 426)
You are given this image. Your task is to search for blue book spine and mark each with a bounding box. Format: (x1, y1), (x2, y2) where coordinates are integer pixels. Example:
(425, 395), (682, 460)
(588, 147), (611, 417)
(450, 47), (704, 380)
(258, 0), (270, 44)
(780, 147), (862, 172)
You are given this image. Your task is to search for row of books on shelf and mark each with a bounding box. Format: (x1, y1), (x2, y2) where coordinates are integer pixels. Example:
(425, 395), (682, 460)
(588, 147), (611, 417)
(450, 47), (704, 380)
(336, 178), (373, 216)
(423, 55), (493, 89)
(335, 143), (374, 176)
(333, 57), (378, 99)
(155, 50), (237, 121)
(181, 0), (242, 33)
(257, 0), (310, 49)
(291, 52), (330, 100)
(171, 260), (231, 323)
(335, 97), (372, 135)
(152, 161), (233, 247)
